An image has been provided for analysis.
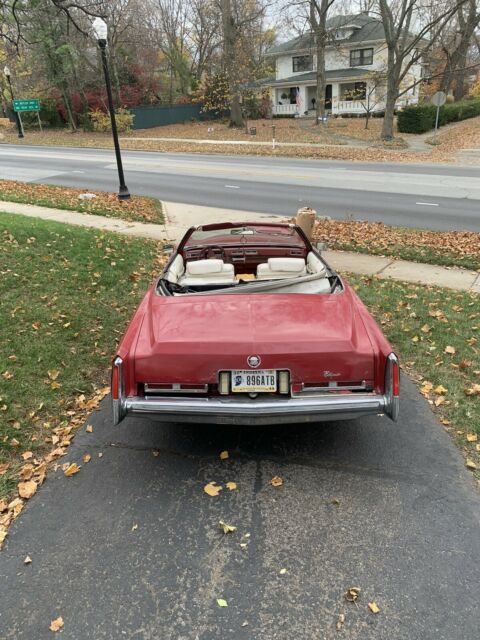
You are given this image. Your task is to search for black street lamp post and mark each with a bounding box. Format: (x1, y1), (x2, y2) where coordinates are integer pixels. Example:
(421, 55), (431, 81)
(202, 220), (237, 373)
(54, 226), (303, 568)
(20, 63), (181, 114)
(92, 18), (130, 201)
(4, 66), (24, 139)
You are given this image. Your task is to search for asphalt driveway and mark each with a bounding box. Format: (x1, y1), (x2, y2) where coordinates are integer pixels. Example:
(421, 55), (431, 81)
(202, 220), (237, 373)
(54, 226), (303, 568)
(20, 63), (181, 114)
(1, 377), (479, 639)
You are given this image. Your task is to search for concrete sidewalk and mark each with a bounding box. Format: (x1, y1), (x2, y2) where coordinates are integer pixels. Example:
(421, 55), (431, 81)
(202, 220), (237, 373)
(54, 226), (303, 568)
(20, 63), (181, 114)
(1, 199), (479, 293)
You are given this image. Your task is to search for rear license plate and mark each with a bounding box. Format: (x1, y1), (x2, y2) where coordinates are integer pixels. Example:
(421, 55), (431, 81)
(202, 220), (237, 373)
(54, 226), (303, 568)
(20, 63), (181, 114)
(231, 370), (277, 393)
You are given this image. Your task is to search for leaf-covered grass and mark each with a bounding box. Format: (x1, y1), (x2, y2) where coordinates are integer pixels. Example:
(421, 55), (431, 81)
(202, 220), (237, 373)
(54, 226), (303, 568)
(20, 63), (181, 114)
(0, 212), (162, 501)
(349, 274), (480, 468)
(0, 180), (163, 224)
(314, 219), (480, 271)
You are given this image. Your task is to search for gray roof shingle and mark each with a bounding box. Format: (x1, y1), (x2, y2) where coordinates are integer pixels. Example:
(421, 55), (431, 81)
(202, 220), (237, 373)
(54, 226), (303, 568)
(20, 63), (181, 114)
(267, 14), (386, 55)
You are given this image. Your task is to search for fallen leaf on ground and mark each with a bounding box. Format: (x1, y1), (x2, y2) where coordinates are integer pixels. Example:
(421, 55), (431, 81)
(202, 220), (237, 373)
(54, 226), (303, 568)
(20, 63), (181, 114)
(434, 385), (448, 395)
(270, 476), (283, 487)
(465, 384), (480, 397)
(85, 424), (93, 433)
(19, 464), (34, 481)
(466, 459), (477, 471)
(434, 396), (446, 407)
(345, 587), (361, 603)
(444, 346), (456, 354)
(466, 433), (478, 442)
(279, 568), (287, 575)
(204, 482), (222, 496)
(368, 602), (380, 614)
(18, 481), (37, 499)
(47, 369), (60, 380)
(24, 555), (32, 564)
(217, 598), (228, 608)
(336, 613), (345, 630)
(219, 520), (236, 534)
(421, 324), (431, 333)
(64, 463), (80, 477)
(131, 524), (138, 531)
(21, 451), (33, 461)
(219, 450), (229, 460)
(331, 497), (340, 505)
(83, 454), (91, 463)
(226, 481), (237, 491)
(49, 617), (64, 632)
(0, 463), (9, 475)
(152, 450), (160, 457)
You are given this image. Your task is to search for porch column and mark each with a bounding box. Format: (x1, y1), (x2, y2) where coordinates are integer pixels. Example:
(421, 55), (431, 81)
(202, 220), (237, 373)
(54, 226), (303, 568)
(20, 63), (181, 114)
(298, 85), (307, 115)
(331, 83), (339, 115)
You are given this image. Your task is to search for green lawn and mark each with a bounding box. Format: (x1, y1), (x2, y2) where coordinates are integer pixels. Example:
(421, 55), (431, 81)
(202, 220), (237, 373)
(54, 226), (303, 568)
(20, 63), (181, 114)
(0, 212), (161, 502)
(349, 274), (480, 468)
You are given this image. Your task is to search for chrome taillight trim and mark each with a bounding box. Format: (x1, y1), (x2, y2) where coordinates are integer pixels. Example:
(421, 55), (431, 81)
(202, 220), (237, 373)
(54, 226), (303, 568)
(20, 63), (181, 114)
(144, 383), (208, 395)
(384, 352), (400, 422)
(112, 357), (126, 425)
(297, 380), (369, 394)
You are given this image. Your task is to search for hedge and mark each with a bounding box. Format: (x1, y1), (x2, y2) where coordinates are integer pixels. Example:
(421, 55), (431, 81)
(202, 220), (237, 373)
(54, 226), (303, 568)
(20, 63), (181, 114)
(397, 99), (480, 134)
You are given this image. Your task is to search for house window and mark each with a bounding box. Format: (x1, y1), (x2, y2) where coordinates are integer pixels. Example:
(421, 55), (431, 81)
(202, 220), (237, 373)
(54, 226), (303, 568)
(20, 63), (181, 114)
(292, 55), (313, 73)
(340, 82), (367, 101)
(350, 48), (373, 66)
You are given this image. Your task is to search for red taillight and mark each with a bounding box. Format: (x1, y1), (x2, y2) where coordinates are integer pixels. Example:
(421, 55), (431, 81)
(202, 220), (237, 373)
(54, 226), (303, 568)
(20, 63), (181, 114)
(392, 359), (400, 397)
(112, 360), (120, 399)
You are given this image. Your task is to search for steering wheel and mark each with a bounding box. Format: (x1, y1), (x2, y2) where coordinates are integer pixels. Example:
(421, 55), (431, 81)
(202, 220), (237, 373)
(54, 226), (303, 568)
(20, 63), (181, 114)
(200, 245), (226, 260)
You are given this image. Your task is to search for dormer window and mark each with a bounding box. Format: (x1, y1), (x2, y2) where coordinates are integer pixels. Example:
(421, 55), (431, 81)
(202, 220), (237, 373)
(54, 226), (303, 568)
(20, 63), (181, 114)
(292, 55), (313, 73)
(350, 48), (373, 66)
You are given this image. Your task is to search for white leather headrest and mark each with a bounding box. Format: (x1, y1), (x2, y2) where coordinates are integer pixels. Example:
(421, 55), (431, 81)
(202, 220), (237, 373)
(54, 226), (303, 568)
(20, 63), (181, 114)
(186, 259), (223, 275)
(268, 257), (305, 272)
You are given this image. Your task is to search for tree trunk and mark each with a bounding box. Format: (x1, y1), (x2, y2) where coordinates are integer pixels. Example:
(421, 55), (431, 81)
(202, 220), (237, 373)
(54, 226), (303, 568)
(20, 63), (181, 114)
(312, 0), (328, 125)
(381, 85), (397, 140)
(61, 85), (77, 132)
(453, 47), (468, 101)
(221, 0), (244, 128)
(381, 52), (399, 140)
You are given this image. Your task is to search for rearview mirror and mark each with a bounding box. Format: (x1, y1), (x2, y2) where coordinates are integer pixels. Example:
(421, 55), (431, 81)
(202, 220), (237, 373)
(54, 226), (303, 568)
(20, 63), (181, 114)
(316, 242), (328, 253)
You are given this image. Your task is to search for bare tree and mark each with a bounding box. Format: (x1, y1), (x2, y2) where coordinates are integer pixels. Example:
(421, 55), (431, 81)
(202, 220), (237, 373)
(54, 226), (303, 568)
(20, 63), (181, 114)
(377, 0), (463, 140)
(439, 0), (480, 100)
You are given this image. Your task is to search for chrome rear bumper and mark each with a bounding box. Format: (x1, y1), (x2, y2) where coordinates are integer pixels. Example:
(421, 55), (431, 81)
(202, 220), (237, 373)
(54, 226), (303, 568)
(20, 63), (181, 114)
(115, 392), (394, 426)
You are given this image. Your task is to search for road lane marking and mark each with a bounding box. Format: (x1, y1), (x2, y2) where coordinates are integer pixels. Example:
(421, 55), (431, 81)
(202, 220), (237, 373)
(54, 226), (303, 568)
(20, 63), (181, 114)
(416, 202), (439, 206)
(224, 185), (240, 189)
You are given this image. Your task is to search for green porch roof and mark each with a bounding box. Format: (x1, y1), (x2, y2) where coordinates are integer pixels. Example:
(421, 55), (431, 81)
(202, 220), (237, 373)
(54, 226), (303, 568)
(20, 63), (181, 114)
(266, 67), (371, 86)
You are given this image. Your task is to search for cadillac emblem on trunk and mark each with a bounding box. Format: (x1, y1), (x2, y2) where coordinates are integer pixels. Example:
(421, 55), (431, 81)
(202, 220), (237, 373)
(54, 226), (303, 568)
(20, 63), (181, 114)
(247, 355), (261, 368)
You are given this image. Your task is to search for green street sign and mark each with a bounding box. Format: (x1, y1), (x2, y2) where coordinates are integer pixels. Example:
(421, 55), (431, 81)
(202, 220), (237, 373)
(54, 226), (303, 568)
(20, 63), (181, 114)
(13, 99), (40, 112)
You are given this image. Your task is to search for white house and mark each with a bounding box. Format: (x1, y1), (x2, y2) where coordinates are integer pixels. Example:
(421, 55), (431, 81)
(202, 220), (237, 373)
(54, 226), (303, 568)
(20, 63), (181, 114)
(265, 13), (423, 117)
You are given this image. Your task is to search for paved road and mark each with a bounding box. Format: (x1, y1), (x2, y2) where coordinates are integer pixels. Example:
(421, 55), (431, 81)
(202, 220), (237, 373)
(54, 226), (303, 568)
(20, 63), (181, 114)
(1, 378), (479, 639)
(0, 144), (479, 231)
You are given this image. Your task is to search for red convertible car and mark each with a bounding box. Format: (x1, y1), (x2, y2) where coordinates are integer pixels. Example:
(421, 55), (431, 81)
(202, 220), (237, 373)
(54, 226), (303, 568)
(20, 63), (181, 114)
(112, 221), (399, 426)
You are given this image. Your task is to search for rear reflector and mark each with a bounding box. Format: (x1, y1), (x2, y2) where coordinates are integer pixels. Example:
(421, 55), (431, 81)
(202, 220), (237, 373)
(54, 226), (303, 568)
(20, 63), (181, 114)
(219, 372), (230, 395)
(392, 358), (400, 397)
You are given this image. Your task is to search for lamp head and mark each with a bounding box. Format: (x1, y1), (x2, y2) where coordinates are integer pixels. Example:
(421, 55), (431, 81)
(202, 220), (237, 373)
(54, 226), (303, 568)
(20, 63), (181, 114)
(92, 17), (108, 42)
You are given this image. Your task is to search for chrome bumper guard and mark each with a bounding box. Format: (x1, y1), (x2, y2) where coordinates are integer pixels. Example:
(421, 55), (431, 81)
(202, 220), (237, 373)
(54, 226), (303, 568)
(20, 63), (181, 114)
(112, 355), (399, 426)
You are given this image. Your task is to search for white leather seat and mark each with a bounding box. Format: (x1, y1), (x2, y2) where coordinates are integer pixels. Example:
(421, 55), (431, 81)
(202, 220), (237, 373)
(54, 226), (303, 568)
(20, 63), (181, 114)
(306, 251), (327, 276)
(179, 259), (235, 286)
(257, 257), (307, 280)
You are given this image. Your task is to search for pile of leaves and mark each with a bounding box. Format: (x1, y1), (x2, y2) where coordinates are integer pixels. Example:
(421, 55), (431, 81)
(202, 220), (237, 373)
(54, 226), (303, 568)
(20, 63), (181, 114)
(313, 219), (480, 271)
(349, 275), (480, 473)
(0, 180), (163, 224)
(0, 213), (165, 542)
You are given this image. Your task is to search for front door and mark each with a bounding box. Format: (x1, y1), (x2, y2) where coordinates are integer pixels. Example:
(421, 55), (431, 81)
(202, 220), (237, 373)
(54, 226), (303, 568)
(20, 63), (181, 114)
(325, 84), (332, 110)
